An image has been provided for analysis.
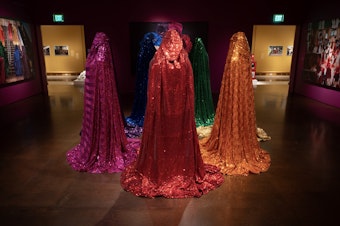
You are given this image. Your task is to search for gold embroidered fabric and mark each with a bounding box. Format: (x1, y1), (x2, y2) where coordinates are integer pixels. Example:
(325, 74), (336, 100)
(199, 32), (271, 176)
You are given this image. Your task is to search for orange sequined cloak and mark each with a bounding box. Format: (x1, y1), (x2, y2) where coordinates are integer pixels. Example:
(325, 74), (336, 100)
(199, 32), (271, 176)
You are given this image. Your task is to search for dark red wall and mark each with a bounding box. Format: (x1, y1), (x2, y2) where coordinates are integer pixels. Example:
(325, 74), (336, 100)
(2, 0), (340, 108)
(30, 1), (305, 93)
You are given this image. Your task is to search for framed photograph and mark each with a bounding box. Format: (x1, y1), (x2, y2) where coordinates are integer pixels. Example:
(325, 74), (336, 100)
(43, 46), (50, 56)
(287, 46), (293, 56)
(268, 46), (283, 56)
(54, 45), (69, 56)
(0, 17), (35, 86)
(303, 17), (340, 91)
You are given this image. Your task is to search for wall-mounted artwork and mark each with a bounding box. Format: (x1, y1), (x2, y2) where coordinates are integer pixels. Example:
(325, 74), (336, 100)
(268, 46), (283, 56)
(0, 17), (35, 86)
(54, 45), (69, 56)
(303, 17), (340, 91)
(43, 46), (50, 56)
(287, 46), (293, 56)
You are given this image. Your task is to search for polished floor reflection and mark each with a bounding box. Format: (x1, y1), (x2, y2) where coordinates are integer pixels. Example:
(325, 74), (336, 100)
(0, 84), (339, 226)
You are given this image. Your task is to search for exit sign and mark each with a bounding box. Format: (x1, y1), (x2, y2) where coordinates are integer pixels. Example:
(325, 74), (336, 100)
(53, 14), (64, 23)
(273, 14), (284, 23)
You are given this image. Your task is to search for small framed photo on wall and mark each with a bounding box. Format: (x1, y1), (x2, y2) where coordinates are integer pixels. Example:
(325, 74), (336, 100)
(268, 46), (283, 56)
(287, 46), (293, 56)
(54, 45), (69, 56)
(43, 46), (50, 56)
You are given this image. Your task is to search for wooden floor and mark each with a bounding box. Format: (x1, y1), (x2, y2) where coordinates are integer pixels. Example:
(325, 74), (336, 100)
(1, 83), (340, 226)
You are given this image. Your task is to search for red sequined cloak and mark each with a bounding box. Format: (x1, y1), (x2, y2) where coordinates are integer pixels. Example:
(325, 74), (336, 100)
(120, 30), (224, 198)
(199, 32), (271, 176)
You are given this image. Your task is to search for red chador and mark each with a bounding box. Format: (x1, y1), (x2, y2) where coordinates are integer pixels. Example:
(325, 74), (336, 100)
(120, 29), (224, 198)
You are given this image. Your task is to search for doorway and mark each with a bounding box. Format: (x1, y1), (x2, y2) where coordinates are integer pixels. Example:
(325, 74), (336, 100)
(251, 25), (296, 85)
(40, 25), (86, 85)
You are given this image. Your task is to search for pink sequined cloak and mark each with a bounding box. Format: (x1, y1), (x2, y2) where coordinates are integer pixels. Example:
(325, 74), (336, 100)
(66, 32), (139, 173)
(120, 30), (224, 198)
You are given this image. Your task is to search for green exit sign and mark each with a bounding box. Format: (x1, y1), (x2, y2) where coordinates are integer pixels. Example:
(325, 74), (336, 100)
(53, 14), (64, 23)
(273, 14), (284, 23)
